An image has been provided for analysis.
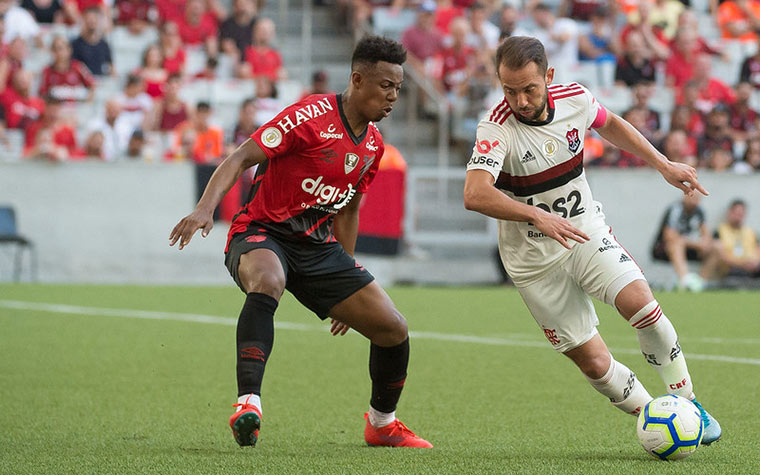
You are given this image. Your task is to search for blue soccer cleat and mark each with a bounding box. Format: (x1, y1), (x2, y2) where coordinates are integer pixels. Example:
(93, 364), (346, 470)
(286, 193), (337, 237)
(692, 400), (722, 445)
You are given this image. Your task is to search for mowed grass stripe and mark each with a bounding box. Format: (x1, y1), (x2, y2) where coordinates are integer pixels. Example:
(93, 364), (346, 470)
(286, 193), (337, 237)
(3, 299), (759, 366)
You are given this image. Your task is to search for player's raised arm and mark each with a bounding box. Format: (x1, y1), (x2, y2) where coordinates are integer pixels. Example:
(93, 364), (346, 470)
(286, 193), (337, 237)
(169, 139), (267, 250)
(464, 169), (589, 249)
(595, 111), (709, 196)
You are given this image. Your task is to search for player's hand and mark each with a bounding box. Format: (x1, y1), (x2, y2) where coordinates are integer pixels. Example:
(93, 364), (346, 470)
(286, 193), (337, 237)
(532, 209), (590, 250)
(169, 208), (214, 250)
(329, 318), (351, 336)
(662, 161), (709, 196)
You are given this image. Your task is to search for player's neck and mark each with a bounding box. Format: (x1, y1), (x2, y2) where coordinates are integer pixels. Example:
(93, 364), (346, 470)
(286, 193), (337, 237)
(340, 92), (370, 137)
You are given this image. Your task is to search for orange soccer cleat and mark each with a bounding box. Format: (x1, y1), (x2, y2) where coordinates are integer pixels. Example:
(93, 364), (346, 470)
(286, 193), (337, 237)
(363, 412), (433, 448)
(229, 402), (262, 447)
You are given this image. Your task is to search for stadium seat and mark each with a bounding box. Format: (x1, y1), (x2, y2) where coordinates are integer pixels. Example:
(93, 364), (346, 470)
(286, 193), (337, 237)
(277, 79), (303, 105)
(371, 8), (416, 41)
(0, 206), (37, 282)
(211, 79), (256, 105)
(2, 130), (25, 161)
(179, 79), (213, 105)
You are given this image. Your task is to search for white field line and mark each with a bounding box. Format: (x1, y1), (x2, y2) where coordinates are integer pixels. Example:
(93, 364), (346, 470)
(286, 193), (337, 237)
(1, 300), (759, 366)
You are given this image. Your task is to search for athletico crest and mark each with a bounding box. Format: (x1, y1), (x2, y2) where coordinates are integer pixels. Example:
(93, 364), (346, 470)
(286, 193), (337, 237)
(566, 128), (580, 153)
(344, 153), (360, 174)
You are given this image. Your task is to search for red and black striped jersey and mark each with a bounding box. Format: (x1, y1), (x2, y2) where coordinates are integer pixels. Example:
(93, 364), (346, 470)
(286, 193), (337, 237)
(227, 94), (384, 247)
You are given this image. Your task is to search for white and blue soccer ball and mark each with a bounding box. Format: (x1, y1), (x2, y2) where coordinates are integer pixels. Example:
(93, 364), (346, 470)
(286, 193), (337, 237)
(636, 394), (703, 460)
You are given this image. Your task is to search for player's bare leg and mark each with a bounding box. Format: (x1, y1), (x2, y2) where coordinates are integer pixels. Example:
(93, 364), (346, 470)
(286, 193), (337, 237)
(615, 279), (721, 443)
(564, 334), (652, 415)
(329, 282), (432, 448)
(230, 249), (287, 447)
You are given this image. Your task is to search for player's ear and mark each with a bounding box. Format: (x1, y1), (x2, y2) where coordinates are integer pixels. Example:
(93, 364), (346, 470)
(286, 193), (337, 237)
(545, 67), (554, 86)
(350, 70), (363, 90)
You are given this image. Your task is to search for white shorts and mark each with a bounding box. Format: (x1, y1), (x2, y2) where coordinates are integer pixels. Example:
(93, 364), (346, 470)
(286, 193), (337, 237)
(516, 228), (646, 353)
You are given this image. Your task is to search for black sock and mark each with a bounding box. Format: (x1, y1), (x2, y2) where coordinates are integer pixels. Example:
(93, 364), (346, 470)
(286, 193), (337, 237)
(369, 338), (409, 413)
(236, 292), (278, 397)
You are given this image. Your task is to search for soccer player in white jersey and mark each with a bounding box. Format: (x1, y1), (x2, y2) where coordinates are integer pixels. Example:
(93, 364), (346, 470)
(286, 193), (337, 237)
(463, 36), (721, 444)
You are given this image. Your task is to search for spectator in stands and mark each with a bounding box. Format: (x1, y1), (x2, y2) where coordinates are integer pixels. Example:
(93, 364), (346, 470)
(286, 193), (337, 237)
(241, 17), (285, 81)
(740, 39), (760, 89)
(498, 3), (519, 39)
(126, 128), (146, 159)
(515, 3), (579, 83)
(177, 0), (219, 56)
(626, 81), (663, 142)
(616, 107), (651, 167)
(25, 126), (70, 160)
(706, 148), (737, 171)
(24, 95), (77, 157)
(21, 0), (65, 24)
(697, 103), (735, 166)
(193, 56), (218, 79)
(670, 101), (705, 147)
(558, 0), (608, 22)
(164, 126), (195, 161)
(584, 136), (620, 167)
(675, 56), (737, 114)
(219, 0), (257, 61)
(717, 0), (760, 42)
(170, 100), (224, 163)
(63, 0), (113, 31)
(627, 0), (683, 40)
(82, 129), (104, 158)
(666, 27), (703, 89)
(578, 6), (620, 65)
(434, 0), (465, 35)
(252, 76), (281, 127)
(148, 73), (189, 132)
(116, 73), (153, 140)
(401, 1), (444, 75)
(86, 98), (132, 160)
(453, 49), (498, 142)
(715, 199), (760, 277)
(662, 129), (697, 167)
(160, 21), (186, 76)
(619, 1), (669, 60)
(135, 44), (168, 98)
(157, 0), (186, 22)
(232, 97), (256, 146)
(0, 69), (44, 129)
(1, 36), (28, 90)
(466, 2), (499, 52)
(299, 69), (332, 101)
(39, 35), (95, 103)
(614, 30), (656, 87)
(0, 0), (41, 45)
(115, 0), (156, 35)
(673, 9), (723, 56)
(729, 81), (758, 142)
(437, 16), (474, 95)
(71, 6), (113, 76)
(740, 136), (760, 171)
(651, 192), (720, 291)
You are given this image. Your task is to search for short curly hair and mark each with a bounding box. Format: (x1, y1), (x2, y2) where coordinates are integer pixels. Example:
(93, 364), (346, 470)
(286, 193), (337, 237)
(351, 35), (407, 71)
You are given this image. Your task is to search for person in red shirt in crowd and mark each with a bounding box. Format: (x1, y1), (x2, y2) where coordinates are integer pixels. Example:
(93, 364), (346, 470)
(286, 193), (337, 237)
(160, 21), (186, 76)
(241, 17), (285, 81)
(666, 27), (701, 89)
(618, 1), (669, 60)
(24, 95), (79, 158)
(62, 0), (111, 30)
(148, 73), (189, 131)
(0, 36), (28, 90)
(135, 44), (168, 98)
(559, 0), (609, 22)
(0, 69), (44, 129)
(170, 101), (224, 164)
(670, 104), (703, 152)
(177, 0), (219, 55)
(673, 9), (723, 56)
(115, 0), (157, 35)
(697, 104), (735, 166)
(740, 36), (760, 89)
(675, 55), (737, 113)
(401, 1), (444, 75)
(157, 0), (227, 22)
(718, 0), (760, 42)
(436, 16), (473, 95)
(728, 81), (758, 141)
(39, 35), (95, 103)
(435, 0), (465, 35)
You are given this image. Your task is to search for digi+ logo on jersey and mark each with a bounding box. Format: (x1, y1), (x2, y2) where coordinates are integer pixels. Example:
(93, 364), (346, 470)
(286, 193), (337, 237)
(301, 176), (357, 208)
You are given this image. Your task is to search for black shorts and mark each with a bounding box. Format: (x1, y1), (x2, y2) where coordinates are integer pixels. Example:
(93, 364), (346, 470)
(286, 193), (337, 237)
(225, 227), (375, 319)
(652, 241), (702, 262)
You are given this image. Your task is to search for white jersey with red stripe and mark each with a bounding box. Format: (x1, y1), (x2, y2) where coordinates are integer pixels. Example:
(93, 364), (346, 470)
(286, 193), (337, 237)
(466, 82), (610, 286)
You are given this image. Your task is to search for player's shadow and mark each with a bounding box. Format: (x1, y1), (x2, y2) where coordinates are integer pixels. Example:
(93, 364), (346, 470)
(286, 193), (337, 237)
(569, 450), (645, 462)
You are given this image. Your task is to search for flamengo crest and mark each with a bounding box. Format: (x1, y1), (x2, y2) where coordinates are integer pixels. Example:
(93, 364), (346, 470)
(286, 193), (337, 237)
(344, 153), (360, 174)
(566, 128), (580, 153)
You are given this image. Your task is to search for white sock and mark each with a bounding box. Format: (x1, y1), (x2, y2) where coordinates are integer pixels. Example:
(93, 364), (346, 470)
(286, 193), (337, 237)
(237, 394), (262, 414)
(587, 358), (652, 416)
(368, 406), (395, 428)
(631, 301), (694, 399)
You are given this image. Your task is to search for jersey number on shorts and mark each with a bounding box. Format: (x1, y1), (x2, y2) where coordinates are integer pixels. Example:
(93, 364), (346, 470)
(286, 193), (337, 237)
(526, 190), (585, 223)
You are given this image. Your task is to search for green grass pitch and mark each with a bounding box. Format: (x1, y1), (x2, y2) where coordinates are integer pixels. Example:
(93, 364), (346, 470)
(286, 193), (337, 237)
(1, 284), (758, 474)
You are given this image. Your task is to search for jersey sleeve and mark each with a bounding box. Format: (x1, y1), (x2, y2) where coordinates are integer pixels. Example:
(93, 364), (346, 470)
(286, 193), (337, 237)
(466, 120), (510, 182)
(357, 142), (383, 194)
(580, 84), (608, 130)
(250, 105), (307, 159)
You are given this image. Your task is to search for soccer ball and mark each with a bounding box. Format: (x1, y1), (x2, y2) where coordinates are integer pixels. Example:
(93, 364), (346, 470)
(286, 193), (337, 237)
(636, 394), (703, 460)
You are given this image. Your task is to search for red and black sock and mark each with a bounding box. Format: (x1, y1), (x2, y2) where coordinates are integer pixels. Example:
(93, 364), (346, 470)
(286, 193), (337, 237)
(369, 338), (409, 413)
(236, 292), (278, 397)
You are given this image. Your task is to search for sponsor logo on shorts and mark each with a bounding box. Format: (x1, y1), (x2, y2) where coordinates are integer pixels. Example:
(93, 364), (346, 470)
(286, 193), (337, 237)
(543, 328), (560, 346)
(320, 123), (344, 140)
(261, 127), (283, 148)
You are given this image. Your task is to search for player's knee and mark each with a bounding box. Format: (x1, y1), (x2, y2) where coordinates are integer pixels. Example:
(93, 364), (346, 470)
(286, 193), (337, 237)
(581, 353), (612, 380)
(377, 309), (407, 345)
(240, 269), (285, 298)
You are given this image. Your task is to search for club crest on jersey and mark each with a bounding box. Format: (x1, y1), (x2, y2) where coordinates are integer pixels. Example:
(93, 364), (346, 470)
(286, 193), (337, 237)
(261, 127), (283, 148)
(566, 128), (580, 153)
(344, 153), (360, 174)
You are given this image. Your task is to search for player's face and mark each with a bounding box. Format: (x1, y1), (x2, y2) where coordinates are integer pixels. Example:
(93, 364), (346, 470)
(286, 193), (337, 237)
(354, 61), (404, 123)
(498, 62), (554, 122)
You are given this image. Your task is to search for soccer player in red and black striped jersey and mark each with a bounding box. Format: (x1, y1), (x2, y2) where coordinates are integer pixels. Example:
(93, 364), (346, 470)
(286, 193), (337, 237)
(464, 36), (721, 444)
(170, 36), (432, 449)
